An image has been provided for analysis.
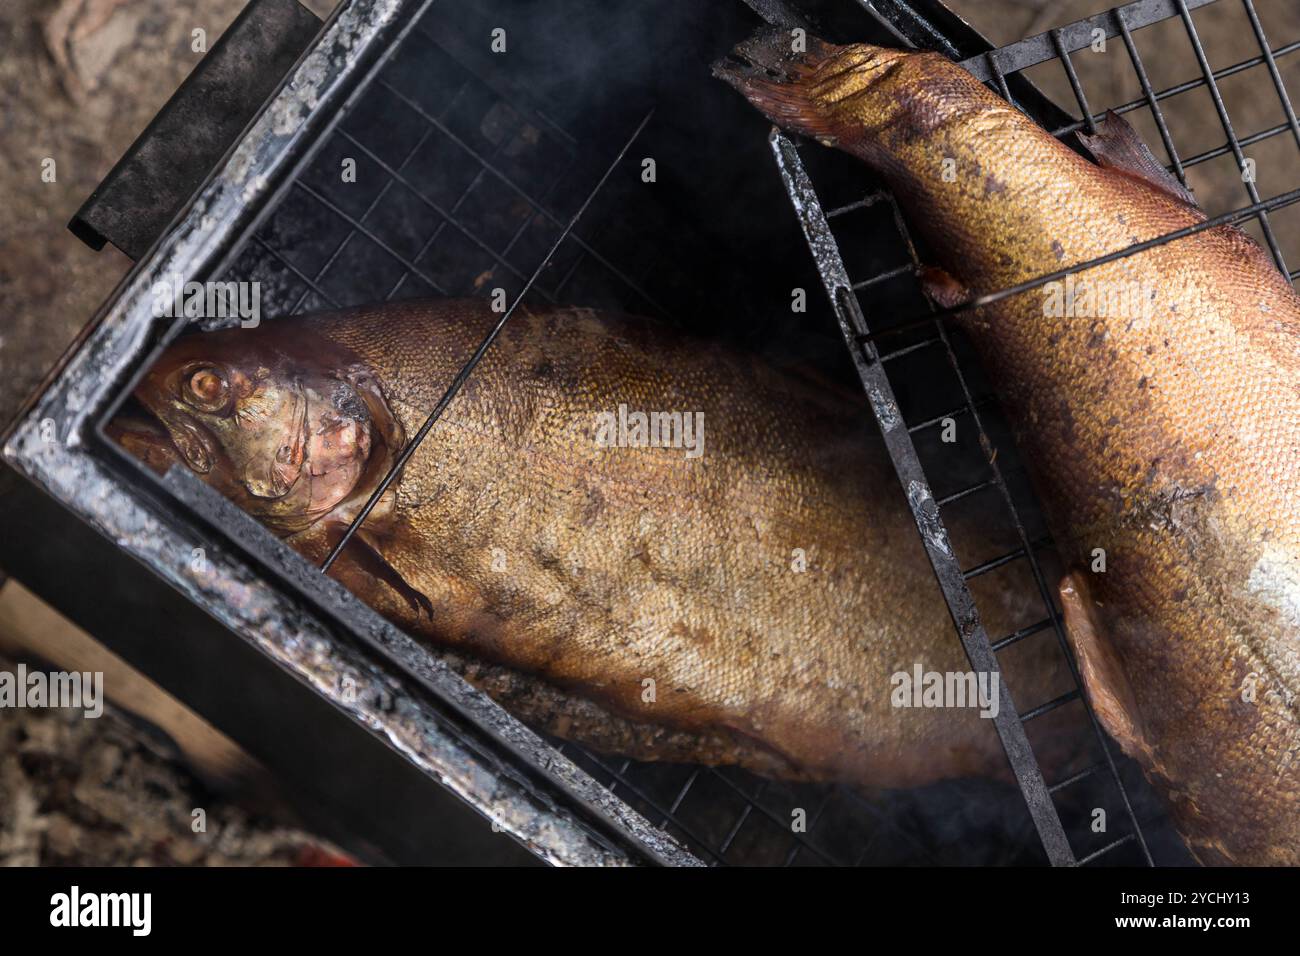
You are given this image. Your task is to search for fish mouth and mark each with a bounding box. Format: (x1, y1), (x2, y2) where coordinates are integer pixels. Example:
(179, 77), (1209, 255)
(105, 400), (187, 475)
(143, 402), (218, 475)
(107, 396), (229, 487)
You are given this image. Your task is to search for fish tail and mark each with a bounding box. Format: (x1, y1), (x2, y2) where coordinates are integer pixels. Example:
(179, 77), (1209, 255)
(712, 29), (843, 141)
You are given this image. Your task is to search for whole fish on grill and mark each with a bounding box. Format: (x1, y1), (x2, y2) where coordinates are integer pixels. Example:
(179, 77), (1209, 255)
(110, 300), (1074, 791)
(716, 30), (1300, 865)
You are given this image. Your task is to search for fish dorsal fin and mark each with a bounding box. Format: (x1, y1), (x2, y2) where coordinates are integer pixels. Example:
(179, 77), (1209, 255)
(1076, 110), (1199, 208)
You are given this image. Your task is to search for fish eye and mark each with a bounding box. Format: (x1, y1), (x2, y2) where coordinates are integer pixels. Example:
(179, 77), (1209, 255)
(181, 365), (230, 412)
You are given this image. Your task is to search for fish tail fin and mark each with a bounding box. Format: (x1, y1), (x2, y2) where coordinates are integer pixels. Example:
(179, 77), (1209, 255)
(712, 29), (843, 141)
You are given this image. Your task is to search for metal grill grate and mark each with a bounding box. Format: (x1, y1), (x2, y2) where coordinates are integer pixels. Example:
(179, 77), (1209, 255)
(85, 0), (1291, 864)
(768, 0), (1300, 865)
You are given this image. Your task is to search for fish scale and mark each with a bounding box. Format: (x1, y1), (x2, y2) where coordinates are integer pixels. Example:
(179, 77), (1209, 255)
(718, 30), (1300, 864)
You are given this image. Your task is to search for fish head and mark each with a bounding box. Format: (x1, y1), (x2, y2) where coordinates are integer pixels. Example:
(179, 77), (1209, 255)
(114, 324), (397, 536)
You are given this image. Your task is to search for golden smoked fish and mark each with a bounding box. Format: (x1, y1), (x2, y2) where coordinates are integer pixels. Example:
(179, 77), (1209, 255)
(111, 300), (1070, 790)
(717, 31), (1300, 864)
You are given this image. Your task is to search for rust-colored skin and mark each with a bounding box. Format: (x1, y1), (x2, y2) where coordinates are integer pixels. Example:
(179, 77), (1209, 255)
(720, 36), (1300, 864)
(113, 301), (1070, 791)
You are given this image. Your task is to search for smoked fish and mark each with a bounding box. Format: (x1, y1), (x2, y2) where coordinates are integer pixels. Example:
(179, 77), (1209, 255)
(111, 301), (1068, 790)
(717, 31), (1300, 864)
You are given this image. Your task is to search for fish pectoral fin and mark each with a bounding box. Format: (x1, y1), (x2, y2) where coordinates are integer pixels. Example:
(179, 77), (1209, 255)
(1058, 571), (1152, 763)
(917, 265), (971, 310)
(1076, 111), (1199, 208)
(327, 521), (434, 619)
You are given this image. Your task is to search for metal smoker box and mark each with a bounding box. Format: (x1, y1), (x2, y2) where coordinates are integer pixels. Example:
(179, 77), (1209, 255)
(7, 0), (1297, 864)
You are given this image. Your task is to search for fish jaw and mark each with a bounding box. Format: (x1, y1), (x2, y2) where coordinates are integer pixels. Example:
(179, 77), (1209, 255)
(105, 409), (187, 475)
(154, 406), (218, 474)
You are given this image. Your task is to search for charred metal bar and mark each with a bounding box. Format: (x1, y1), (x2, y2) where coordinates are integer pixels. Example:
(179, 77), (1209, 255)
(1181, 120), (1300, 169)
(1050, 30), (1098, 135)
(907, 397), (994, 434)
(879, 336), (940, 363)
(1242, 0), (1300, 150)
(827, 193), (889, 218)
(739, 0), (811, 30)
(1078, 833), (1137, 863)
(1049, 763), (1103, 794)
(990, 617), (1060, 652)
(936, 478), (996, 508)
(985, 50), (1016, 105)
(962, 547), (1029, 581)
(1021, 689), (1082, 722)
(852, 0), (962, 58)
(852, 263), (915, 291)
